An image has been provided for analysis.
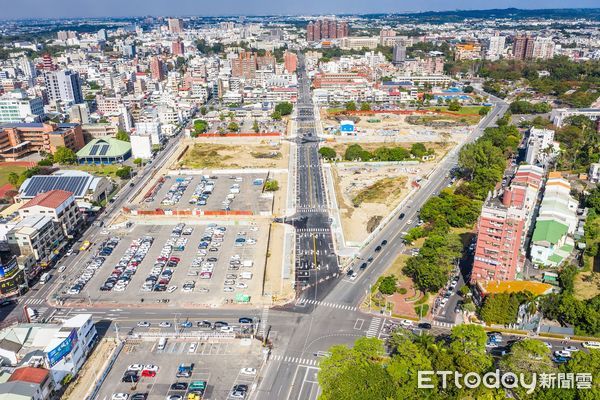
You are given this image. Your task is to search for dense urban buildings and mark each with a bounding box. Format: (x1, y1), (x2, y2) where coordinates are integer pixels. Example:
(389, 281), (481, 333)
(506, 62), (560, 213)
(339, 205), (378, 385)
(306, 18), (349, 41)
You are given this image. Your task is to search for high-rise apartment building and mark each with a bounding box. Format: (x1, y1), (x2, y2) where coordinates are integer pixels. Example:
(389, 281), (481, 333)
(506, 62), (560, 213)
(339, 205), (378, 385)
(471, 165), (545, 283)
(171, 38), (185, 56)
(167, 18), (184, 34)
(306, 19), (349, 42)
(44, 70), (83, 105)
(231, 51), (257, 79)
(487, 33), (506, 60)
(392, 44), (406, 65)
(532, 37), (555, 60)
(513, 34), (535, 60)
(150, 57), (165, 81)
(284, 51), (298, 73)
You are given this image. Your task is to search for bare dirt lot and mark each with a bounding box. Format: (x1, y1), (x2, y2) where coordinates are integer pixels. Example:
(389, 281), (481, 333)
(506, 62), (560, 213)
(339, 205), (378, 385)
(332, 160), (438, 245)
(176, 138), (289, 170)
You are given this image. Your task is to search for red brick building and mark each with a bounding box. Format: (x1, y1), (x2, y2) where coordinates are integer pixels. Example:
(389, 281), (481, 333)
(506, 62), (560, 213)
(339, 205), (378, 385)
(0, 122), (84, 161)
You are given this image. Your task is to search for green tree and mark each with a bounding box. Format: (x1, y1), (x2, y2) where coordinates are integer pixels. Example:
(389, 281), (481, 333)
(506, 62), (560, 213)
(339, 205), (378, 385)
(200, 106), (207, 116)
(463, 85), (474, 93)
(449, 324), (493, 374)
(53, 146), (77, 164)
(115, 166), (132, 180)
(448, 100), (462, 111)
(410, 142), (428, 158)
(271, 110), (282, 120)
(264, 180), (279, 191)
(193, 119), (209, 135)
(318, 147), (337, 160)
(274, 102), (293, 116)
(344, 144), (371, 161)
(252, 120), (260, 133)
(345, 101), (357, 111)
(479, 292), (523, 325)
(360, 102), (371, 111)
(479, 106), (491, 116)
(7, 172), (19, 187)
(378, 275), (397, 295)
(133, 158), (143, 166)
(115, 130), (130, 142)
(227, 121), (240, 132)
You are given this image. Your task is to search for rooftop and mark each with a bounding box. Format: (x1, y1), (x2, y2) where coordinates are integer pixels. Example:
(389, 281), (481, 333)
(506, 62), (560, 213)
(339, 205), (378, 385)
(480, 280), (554, 296)
(532, 220), (569, 245)
(21, 190), (73, 210)
(7, 367), (48, 385)
(76, 137), (131, 158)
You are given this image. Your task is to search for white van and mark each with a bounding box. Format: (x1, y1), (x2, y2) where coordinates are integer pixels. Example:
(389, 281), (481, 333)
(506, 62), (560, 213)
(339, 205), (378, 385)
(240, 271), (253, 280)
(242, 260), (253, 268)
(157, 337), (167, 350)
(39, 273), (51, 284)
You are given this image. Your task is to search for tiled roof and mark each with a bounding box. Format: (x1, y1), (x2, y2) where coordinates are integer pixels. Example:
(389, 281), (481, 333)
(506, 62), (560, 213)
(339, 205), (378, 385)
(7, 367), (49, 384)
(21, 189), (72, 210)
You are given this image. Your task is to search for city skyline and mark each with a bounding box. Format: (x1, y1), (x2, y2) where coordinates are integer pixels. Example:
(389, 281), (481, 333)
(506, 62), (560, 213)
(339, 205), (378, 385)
(3, 1), (600, 19)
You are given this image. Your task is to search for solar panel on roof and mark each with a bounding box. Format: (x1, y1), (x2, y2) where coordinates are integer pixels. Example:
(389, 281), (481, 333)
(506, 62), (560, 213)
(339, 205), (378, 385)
(22, 175), (90, 198)
(89, 145), (100, 156)
(98, 145), (110, 156)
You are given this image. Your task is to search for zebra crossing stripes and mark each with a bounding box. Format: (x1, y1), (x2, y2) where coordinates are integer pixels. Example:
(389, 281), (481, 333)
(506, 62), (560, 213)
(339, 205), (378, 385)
(24, 298), (45, 305)
(295, 298), (357, 311)
(295, 228), (330, 233)
(366, 317), (382, 338)
(433, 320), (453, 328)
(270, 354), (319, 366)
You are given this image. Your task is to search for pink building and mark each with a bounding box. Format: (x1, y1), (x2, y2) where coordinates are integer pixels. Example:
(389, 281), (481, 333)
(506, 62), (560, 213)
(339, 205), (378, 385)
(471, 165), (544, 283)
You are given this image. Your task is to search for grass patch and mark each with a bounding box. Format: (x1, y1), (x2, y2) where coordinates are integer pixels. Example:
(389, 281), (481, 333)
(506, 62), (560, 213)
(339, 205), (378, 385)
(63, 164), (122, 178)
(573, 271), (600, 301)
(428, 106), (484, 115)
(415, 293), (429, 305)
(180, 144), (232, 168)
(414, 304), (429, 318)
(385, 254), (410, 278)
(0, 165), (28, 187)
(352, 176), (406, 206)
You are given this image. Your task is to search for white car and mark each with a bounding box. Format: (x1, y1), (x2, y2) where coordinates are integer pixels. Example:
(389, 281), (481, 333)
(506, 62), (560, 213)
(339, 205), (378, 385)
(235, 282), (248, 289)
(221, 326), (234, 332)
(349, 272), (358, 281)
(167, 285), (178, 293)
(554, 350), (572, 358)
(240, 367), (257, 375)
(159, 322), (172, 328)
(66, 249), (74, 256)
(144, 364), (159, 372)
(543, 342), (553, 349)
(127, 364), (143, 371)
(563, 346), (579, 353)
(112, 394), (129, 400)
(399, 319), (413, 328)
(582, 341), (600, 349)
(223, 286), (234, 292)
(57, 265), (67, 273)
(137, 321), (150, 327)
(188, 343), (198, 353)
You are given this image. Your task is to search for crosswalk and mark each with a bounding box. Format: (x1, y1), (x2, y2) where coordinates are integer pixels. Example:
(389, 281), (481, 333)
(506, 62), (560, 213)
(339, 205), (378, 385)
(433, 320), (453, 328)
(258, 306), (269, 337)
(270, 354), (320, 366)
(295, 298), (357, 311)
(295, 228), (331, 233)
(366, 317), (382, 338)
(24, 298), (45, 305)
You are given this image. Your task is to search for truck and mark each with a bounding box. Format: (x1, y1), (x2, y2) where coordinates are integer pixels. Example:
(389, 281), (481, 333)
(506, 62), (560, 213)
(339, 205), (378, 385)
(176, 363), (193, 378)
(39, 272), (51, 284)
(240, 271), (253, 280)
(157, 337), (167, 350)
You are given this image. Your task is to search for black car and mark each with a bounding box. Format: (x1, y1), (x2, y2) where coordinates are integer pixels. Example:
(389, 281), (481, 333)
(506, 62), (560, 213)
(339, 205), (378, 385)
(153, 284), (167, 292)
(207, 257), (218, 262)
(99, 285), (112, 291)
(359, 263), (367, 270)
(170, 382), (188, 390)
(239, 317), (253, 324)
(213, 321), (228, 328)
(375, 246), (382, 252)
(398, 213), (405, 219)
(417, 322), (432, 330)
(367, 257), (373, 263)
(122, 372), (139, 383)
(0, 299), (15, 307)
(197, 320), (212, 328)
(381, 240), (388, 246)
(490, 347), (510, 357)
(346, 269), (354, 276)
(130, 394), (148, 400)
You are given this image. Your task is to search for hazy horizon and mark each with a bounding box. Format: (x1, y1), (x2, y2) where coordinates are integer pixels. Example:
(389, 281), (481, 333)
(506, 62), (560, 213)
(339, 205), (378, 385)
(2, 1), (600, 20)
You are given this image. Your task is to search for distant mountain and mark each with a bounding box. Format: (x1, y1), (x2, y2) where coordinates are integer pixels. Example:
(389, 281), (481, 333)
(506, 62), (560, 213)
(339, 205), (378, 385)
(367, 8), (600, 23)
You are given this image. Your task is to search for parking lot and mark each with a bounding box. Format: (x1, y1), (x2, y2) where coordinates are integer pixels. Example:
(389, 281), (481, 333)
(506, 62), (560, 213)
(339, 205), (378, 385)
(65, 221), (269, 306)
(140, 174), (272, 215)
(97, 338), (264, 400)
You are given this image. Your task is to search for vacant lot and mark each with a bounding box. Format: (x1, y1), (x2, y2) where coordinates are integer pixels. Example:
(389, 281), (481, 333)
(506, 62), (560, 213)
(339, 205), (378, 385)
(0, 164), (29, 187)
(573, 271), (600, 301)
(352, 176), (406, 207)
(178, 141), (288, 169)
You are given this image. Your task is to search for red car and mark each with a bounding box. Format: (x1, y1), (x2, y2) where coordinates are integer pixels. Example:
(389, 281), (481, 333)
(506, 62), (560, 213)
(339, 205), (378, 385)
(169, 256), (181, 262)
(141, 370), (156, 377)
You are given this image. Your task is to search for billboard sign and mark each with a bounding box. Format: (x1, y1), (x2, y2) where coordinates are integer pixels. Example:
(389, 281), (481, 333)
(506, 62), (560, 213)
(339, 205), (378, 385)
(47, 329), (78, 367)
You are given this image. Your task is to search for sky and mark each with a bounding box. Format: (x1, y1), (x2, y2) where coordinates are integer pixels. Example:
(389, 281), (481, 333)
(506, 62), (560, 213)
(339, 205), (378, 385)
(4, 0), (600, 19)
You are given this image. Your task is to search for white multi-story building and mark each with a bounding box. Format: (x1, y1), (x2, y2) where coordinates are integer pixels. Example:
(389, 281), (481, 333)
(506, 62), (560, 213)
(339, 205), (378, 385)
(43, 70), (83, 105)
(487, 33), (506, 60)
(525, 127), (559, 167)
(0, 90), (44, 123)
(532, 37), (555, 60)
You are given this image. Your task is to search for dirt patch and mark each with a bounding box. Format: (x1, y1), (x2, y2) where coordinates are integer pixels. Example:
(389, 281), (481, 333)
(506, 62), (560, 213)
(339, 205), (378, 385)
(177, 139), (288, 170)
(574, 271), (600, 301)
(63, 339), (118, 400)
(366, 216), (383, 233)
(353, 176), (406, 207)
